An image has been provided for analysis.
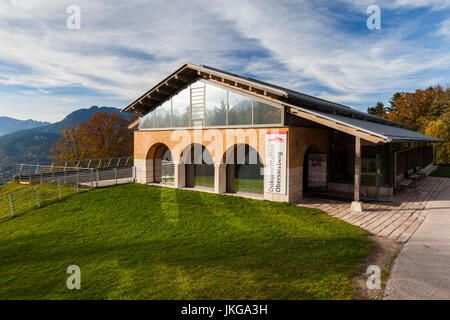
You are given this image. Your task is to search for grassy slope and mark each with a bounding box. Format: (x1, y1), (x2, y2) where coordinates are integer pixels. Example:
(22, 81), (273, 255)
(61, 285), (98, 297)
(0, 181), (77, 220)
(0, 184), (371, 299)
(430, 166), (450, 178)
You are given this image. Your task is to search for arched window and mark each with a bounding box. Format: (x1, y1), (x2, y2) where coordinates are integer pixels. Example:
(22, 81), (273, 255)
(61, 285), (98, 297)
(146, 143), (173, 185)
(226, 144), (264, 194)
(185, 144), (214, 189)
(161, 148), (174, 185)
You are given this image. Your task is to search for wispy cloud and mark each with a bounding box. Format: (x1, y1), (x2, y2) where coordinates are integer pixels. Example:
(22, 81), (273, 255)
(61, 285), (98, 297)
(0, 0), (449, 121)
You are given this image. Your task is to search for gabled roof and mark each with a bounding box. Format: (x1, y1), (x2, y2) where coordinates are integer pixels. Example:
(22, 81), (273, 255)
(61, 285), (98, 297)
(122, 63), (441, 144)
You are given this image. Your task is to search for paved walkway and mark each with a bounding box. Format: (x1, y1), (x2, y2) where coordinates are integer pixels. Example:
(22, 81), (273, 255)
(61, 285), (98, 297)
(298, 177), (450, 243)
(383, 184), (450, 299)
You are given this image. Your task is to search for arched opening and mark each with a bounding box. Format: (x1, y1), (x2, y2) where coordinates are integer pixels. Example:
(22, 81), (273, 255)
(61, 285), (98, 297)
(225, 144), (264, 195)
(146, 143), (174, 185)
(183, 144), (214, 189)
(303, 144), (326, 194)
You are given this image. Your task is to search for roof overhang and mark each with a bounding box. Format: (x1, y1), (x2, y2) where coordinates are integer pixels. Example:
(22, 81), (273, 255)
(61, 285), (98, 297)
(287, 105), (442, 144)
(122, 63), (288, 115)
(123, 63), (440, 144)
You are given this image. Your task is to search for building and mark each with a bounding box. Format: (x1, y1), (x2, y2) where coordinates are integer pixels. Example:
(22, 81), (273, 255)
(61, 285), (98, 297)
(122, 64), (440, 211)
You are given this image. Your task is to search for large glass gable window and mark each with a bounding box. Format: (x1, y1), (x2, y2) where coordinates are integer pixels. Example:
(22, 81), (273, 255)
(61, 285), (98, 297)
(139, 80), (282, 129)
(172, 88), (190, 127)
(140, 110), (154, 128)
(155, 100), (171, 128)
(228, 91), (252, 125)
(253, 100), (281, 125)
(205, 83), (227, 126)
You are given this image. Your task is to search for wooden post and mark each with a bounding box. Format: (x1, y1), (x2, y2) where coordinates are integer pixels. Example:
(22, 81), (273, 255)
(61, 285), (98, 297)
(375, 152), (380, 199)
(351, 137), (364, 212)
(355, 137), (361, 200)
(35, 186), (40, 208)
(76, 169), (79, 193)
(58, 180), (62, 199)
(9, 195), (14, 216)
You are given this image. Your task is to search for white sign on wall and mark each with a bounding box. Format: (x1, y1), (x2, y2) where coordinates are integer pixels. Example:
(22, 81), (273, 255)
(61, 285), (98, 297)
(265, 130), (287, 195)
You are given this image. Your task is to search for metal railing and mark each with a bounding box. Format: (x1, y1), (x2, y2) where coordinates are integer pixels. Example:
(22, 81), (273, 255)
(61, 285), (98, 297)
(0, 163), (135, 220)
(0, 156), (133, 187)
(33, 156), (133, 169)
(15, 164), (134, 188)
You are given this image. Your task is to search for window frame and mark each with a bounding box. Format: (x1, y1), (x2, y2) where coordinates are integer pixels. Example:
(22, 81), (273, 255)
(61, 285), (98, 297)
(138, 79), (284, 130)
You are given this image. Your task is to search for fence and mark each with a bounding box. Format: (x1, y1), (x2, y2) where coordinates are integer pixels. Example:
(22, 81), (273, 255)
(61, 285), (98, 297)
(0, 181), (81, 220)
(0, 163), (135, 220)
(15, 164), (134, 188)
(34, 156), (133, 169)
(0, 156), (133, 187)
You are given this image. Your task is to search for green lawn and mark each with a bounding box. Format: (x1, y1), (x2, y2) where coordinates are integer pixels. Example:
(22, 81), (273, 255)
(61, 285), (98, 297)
(430, 165), (450, 178)
(0, 183), (371, 299)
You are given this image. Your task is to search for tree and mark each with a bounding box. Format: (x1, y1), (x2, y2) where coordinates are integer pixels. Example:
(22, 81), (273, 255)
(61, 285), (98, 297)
(50, 111), (135, 161)
(386, 85), (449, 132)
(382, 84), (449, 163)
(367, 102), (386, 117)
(387, 92), (401, 113)
(425, 111), (450, 164)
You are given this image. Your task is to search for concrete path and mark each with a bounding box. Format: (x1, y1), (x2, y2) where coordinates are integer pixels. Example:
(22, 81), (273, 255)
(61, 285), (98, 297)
(384, 184), (450, 300)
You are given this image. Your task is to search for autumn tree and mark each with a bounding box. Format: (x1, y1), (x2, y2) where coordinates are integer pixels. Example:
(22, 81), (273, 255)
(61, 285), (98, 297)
(425, 110), (450, 164)
(386, 85), (449, 132)
(382, 84), (449, 163)
(50, 111), (135, 162)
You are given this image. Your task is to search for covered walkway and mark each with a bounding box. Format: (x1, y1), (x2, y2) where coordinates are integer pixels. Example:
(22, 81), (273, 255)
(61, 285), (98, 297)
(298, 176), (450, 243)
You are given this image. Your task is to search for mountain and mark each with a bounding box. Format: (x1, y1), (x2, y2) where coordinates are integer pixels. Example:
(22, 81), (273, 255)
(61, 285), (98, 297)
(0, 106), (132, 181)
(0, 106), (130, 143)
(0, 117), (49, 137)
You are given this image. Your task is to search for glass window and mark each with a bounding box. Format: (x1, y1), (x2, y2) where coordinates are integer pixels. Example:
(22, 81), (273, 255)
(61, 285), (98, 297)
(172, 88), (190, 127)
(361, 145), (387, 186)
(329, 130), (355, 184)
(185, 145), (214, 189)
(140, 110), (154, 129)
(205, 83), (227, 126)
(253, 100), (281, 125)
(161, 148), (174, 185)
(227, 145), (264, 194)
(228, 91), (252, 125)
(155, 100), (171, 128)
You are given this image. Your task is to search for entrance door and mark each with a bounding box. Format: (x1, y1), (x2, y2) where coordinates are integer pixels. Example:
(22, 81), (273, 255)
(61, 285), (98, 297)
(303, 151), (327, 193)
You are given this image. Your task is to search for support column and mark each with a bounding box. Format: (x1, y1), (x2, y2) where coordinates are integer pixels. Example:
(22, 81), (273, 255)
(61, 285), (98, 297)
(351, 137), (364, 212)
(214, 164), (226, 194)
(134, 159), (153, 184)
(174, 162), (186, 189)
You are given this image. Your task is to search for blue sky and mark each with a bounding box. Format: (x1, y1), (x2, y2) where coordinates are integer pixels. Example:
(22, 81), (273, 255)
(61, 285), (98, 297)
(0, 0), (449, 122)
